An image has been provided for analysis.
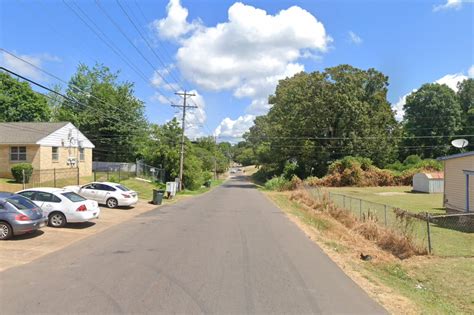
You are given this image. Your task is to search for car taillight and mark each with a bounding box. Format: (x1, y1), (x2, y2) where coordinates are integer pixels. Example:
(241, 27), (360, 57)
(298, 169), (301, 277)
(76, 204), (87, 212)
(15, 214), (31, 221)
(122, 194), (131, 198)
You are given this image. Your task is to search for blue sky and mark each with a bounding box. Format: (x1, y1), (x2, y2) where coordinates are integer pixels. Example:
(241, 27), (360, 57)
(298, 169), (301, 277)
(1, 0), (473, 142)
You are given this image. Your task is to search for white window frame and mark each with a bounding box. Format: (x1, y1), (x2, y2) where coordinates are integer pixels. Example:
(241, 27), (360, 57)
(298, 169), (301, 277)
(10, 146), (27, 161)
(79, 148), (85, 161)
(52, 147), (59, 161)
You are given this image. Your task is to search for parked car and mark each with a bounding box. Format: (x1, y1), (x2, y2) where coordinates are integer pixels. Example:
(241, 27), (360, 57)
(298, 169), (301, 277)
(64, 182), (138, 208)
(16, 188), (100, 228)
(0, 192), (47, 240)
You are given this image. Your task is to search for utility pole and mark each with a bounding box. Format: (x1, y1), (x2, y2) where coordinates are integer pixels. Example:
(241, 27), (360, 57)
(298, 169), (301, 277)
(172, 90), (196, 190)
(214, 135), (218, 180)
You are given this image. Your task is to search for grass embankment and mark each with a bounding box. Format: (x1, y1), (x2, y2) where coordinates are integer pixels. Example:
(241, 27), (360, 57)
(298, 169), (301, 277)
(323, 186), (473, 257)
(266, 191), (474, 315)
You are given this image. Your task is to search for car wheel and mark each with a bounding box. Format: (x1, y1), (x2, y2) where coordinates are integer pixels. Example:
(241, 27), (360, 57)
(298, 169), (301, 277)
(0, 222), (12, 240)
(106, 198), (118, 208)
(49, 212), (66, 228)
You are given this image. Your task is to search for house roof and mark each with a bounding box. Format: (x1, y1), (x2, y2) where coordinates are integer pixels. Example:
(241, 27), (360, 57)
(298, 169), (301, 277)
(437, 151), (474, 161)
(0, 122), (70, 144)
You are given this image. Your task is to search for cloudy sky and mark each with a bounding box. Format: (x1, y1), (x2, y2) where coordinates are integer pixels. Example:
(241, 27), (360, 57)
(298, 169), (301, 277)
(1, 0), (473, 142)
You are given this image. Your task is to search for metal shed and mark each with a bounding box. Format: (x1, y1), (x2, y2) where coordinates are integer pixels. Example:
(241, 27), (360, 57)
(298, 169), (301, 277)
(412, 172), (444, 193)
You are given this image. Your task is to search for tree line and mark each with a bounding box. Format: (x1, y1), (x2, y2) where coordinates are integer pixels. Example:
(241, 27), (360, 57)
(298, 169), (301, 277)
(233, 65), (473, 179)
(0, 64), (231, 190)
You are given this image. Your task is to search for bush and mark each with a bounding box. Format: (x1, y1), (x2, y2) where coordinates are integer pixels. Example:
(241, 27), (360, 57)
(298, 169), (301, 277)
(11, 163), (33, 183)
(283, 161), (298, 180)
(403, 154), (422, 165)
(264, 176), (289, 191)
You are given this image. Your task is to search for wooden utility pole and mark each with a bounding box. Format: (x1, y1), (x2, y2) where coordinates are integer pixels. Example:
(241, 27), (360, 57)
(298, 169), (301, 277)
(172, 90), (196, 190)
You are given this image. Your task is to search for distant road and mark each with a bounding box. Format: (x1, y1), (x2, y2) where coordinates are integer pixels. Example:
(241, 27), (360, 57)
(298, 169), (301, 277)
(0, 176), (386, 314)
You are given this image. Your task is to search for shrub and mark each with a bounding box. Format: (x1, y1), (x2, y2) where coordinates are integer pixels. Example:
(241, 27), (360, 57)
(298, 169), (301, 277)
(11, 163), (33, 183)
(283, 161), (298, 180)
(403, 154), (422, 165)
(264, 176), (289, 191)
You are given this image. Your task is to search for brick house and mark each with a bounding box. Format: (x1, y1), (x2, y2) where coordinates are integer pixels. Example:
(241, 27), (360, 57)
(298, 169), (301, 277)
(0, 122), (95, 180)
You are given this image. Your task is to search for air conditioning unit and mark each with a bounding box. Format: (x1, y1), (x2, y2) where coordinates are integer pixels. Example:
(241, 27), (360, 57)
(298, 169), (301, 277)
(67, 157), (77, 167)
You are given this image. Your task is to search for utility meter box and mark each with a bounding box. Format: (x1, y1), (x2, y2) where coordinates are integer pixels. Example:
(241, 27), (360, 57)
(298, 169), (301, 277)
(166, 181), (177, 198)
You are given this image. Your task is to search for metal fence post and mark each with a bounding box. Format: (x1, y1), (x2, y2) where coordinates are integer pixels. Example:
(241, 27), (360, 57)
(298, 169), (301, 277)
(343, 195), (346, 208)
(53, 168), (56, 188)
(94, 170), (96, 181)
(384, 205), (387, 226)
(426, 214), (432, 254)
(76, 167), (80, 185)
(118, 167), (121, 182)
(107, 170), (109, 181)
(359, 199), (362, 220)
(22, 169), (25, 190)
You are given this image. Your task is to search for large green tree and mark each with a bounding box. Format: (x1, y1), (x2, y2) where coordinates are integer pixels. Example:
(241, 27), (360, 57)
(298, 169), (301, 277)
(403, 83), (463, 158)
(245, 65), (399, 178)
(57, 64), (147, 162)
(457, 78), (474, 134)
(0, 72), (50, 122)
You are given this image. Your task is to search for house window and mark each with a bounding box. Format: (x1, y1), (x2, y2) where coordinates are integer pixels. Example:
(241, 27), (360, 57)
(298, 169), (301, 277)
(10, 146), (26, 161)
(79, 148), (85, 161)
(52, 147), (59, 161)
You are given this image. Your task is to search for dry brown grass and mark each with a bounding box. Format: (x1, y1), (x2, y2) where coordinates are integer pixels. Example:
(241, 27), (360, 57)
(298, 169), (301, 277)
(290, 189), (427, 259)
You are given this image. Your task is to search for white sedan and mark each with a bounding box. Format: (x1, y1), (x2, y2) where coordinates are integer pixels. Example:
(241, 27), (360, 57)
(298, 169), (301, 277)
(16, 188), (100, 228)
(64, 182), (138, 208)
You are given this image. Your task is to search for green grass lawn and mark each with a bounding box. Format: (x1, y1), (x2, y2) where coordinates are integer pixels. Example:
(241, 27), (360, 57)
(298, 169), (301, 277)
(325, 186), (444, 214)
(119, 178), (226, 201)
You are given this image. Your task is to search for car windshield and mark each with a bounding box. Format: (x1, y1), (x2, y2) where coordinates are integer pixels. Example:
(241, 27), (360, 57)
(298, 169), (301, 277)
(6, 195), (37, 210)
(115, 185), (130, 191)
(62, 192), (87, 202)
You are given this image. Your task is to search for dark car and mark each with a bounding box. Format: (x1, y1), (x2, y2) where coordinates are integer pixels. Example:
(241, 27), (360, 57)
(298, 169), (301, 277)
(0, 192), (47, 240)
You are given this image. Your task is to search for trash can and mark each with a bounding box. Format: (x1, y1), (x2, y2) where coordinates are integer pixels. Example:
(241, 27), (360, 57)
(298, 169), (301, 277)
(205, 180), (212, 188)
(152, 189), (165, 205)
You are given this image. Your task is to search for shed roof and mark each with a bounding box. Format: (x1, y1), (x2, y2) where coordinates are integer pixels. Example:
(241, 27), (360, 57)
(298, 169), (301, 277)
(415, 172), (444, 179)
(437, 151), (474, 161)
(0, 122), (69, 144)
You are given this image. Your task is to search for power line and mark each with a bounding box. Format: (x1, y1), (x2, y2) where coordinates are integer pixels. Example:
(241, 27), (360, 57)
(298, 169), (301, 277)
(94, 0), (181, 96)
(61, 0), (176, 107)
(0, 66), (148, 136)
(115, 0), (187, 93)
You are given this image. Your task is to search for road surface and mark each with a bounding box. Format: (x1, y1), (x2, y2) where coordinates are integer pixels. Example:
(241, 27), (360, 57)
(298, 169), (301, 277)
(0, 176), (386, 314)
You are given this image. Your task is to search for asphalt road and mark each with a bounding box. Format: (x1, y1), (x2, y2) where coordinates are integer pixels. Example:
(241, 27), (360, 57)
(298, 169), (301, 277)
(0, 176), (386, 314)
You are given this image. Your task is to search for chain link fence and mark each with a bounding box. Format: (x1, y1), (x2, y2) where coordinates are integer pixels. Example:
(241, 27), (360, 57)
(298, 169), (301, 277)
(305, 186), (474, 257)
(93, 160), (165, 183)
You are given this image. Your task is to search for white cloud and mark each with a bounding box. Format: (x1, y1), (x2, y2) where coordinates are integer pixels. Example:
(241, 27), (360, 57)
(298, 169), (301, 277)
(433, 0), (472, 11)
(435, 72), (468, 90)
(393, 66), (473, 120)
(214, 114), (255, 143)
(0, 51), (60, 81)
(468, 65), (474, 78)
(164, 1), (331, 115)
(150, 93), (171, 104)
(393, 90), (416, 121)
(348, 31), (362, 45)
(181, 90), (207, 139)
(153, 0), (201, 40)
